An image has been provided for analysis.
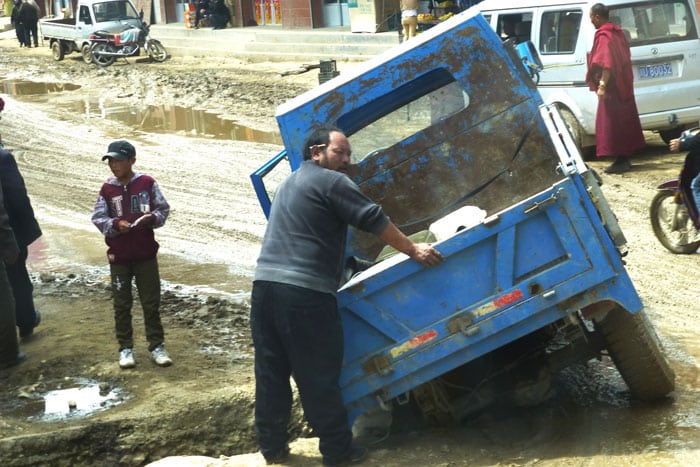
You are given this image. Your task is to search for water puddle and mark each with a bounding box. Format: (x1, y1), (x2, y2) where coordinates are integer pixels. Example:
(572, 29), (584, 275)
(0, 78), (81, 95)
(2, 377), (127, 422)
(1, 77), (281, 144)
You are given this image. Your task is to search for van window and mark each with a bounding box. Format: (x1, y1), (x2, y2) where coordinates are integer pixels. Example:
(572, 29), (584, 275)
(539, 10), (582, 54)
(497, 12), (533, 43)
(609, 0), (697, 46)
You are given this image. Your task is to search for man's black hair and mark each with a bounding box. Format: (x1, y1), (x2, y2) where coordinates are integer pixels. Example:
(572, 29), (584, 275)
(591, 3), (609, 20)
(302, 125), (343, 160)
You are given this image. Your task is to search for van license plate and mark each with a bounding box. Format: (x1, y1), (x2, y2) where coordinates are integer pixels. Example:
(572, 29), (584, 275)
(638, 63), (673, 79)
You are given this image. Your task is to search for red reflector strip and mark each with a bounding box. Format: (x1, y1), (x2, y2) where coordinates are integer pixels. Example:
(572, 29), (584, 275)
(390, 329), (438, 358)
(474, 289), (524, 318)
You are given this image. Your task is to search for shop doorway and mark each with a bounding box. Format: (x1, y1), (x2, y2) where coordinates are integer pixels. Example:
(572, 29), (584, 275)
(323, 0), (349, 26)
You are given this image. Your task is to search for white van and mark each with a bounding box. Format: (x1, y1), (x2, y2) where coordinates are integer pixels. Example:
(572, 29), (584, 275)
(478, 0), (700, 151)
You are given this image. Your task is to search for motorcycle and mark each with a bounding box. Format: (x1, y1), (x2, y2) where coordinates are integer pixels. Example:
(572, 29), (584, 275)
(650, 127), (700, 254)
(89, 18), (167, 67)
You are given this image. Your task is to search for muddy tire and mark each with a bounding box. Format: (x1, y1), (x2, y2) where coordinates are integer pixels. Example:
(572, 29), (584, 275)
(650, 189), (700, 254)
(91, 43), (116, 67)
(81, 44), (93, 64)
(597, 306), (675, 401)
(558, 107), (590, 159)
(146, 40), (167, 62)
(51, 41), (64, 61)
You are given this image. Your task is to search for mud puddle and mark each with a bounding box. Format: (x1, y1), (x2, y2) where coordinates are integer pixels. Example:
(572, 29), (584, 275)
(1, 78), (281, 143)
(2, 377), (127, 422)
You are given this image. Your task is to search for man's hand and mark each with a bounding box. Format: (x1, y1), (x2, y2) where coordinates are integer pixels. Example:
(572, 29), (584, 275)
(117, 219), (130, 233)
(669, 138), (680, 152)
(409, 243), (444, 267)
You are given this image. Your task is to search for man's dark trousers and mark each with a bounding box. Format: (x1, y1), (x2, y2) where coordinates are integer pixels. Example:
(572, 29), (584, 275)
(5, 245), (36, 334)
(251, 281), (353, 464)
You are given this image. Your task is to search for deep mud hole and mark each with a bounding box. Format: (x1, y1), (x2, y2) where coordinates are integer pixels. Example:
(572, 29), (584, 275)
(1, 37), (700, 466)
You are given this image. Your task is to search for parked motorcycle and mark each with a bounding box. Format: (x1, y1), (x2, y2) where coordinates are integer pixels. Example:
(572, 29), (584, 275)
(89, 18), (167, 67)
(650, 127), (700, 254)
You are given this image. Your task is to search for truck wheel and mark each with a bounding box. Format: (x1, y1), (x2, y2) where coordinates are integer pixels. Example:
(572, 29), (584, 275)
(91, 43), (116, 67)
(649, 189), (700, 254)
(597, 306), (675, 401)
(51, 41), (65, 61)
(146, 40), (167, 62)
(81, 44), (93, 64)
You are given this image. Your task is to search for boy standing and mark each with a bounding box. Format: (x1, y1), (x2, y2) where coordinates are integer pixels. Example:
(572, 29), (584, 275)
(92, 140), (172, 369)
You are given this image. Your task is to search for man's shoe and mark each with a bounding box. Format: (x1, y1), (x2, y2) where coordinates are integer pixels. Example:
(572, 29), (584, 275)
(264, 445), (290, 465)
(0, 352), (26, 370)
(119, 348), (136, 369)
(19, 310), (41, 338)
(603, 157), (632, 174)
(322, 446), (368, 466)
(151, 344), (172, 367)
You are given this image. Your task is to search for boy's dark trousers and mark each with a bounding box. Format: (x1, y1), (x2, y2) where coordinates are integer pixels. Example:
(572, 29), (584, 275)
(5, 245), (38, 334)
(0, 264), (19, 364)
(110, 257), (164, 351)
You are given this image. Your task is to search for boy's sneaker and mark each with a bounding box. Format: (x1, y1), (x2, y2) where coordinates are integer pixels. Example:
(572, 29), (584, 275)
(151, 344), (172, 367)
(119, 348), (136, 369)
(322, 446), (368, 466)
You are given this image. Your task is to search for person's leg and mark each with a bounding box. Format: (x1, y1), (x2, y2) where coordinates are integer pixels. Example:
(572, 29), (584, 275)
(5, 245), (39, 337)
(691, 171), (700, 219)
(277, 286), (354, 464)
(30, 21), (38, 46)
(250, 281), (293, 462)
(401, 17), (410, 42)
(407, 16), (417, 39)
(133, 257), (164, 351)
(0, 264), (21, 367)
(110, 262), (135, 351)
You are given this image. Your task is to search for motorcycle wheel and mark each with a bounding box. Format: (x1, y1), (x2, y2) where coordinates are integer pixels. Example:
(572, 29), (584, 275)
(146, 40), (168, 62)
(81, 44), (93, 64)
(649, 189), (700, 254)
(91, 43), (117, 67)
(596, 306), (675, 401)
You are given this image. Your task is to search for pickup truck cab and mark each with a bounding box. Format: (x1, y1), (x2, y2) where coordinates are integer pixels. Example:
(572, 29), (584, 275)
(41, 0), (142, 63)
(251, 7), (675, 425)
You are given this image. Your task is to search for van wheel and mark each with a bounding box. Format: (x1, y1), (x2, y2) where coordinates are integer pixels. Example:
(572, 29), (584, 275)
(596, 306), (675, 401)
(559, 107), (588, 159)
(51, 41), (65, 61)
(659, 128), (683, 145)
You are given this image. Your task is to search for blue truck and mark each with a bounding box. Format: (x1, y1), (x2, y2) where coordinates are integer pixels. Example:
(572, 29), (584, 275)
(251, 8), (674, 426)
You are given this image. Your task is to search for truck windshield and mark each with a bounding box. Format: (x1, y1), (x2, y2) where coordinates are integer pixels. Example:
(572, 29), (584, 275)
(93, 0), (140, 23)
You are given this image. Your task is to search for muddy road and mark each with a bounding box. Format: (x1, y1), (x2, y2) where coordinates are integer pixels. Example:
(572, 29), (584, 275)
(0, 38), (699, 466)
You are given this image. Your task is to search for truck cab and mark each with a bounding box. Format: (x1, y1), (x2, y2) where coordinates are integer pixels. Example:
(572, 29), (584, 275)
(252, 7), (674, 425)
(41, 0), (142, 62)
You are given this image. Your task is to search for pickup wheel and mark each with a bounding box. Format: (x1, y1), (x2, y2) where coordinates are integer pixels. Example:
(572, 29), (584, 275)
(649, 189), (700, 254)
(81, 44), (93, 64)
(558, 107), (595, 160)
(597, 306), (675, 401)
(51, 41), (65, 61)
(91, 43), (116, 67)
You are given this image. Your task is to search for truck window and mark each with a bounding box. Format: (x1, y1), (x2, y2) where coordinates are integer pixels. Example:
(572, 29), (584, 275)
(340, 69), (469, 164)
(539, 10), (582, 54)
(609, 0), (697, 46)
(93, 0), (140, 22)
(79, 5), (92, 24)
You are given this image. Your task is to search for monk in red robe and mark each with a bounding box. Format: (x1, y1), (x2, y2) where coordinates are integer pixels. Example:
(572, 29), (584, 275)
(586, 3), (645, 174)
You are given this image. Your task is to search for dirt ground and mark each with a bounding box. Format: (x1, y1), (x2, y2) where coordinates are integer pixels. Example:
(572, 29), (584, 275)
(0, 37), (699, 467)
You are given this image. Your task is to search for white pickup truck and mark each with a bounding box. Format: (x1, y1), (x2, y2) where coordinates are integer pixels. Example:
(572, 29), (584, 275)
(41, 0), (142, 63)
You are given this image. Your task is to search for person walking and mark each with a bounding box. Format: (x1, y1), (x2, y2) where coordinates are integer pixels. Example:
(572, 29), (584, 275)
(10, 0), (27, 48)
(91, 140), (173, 369)
(17, 0), (39, 48)
(251, 126), (443, 466)
(585, 2), (645, 174)
(0, 145), (43, 339)
(0, 176), (25, 370)
(400, 0), (418, 41)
